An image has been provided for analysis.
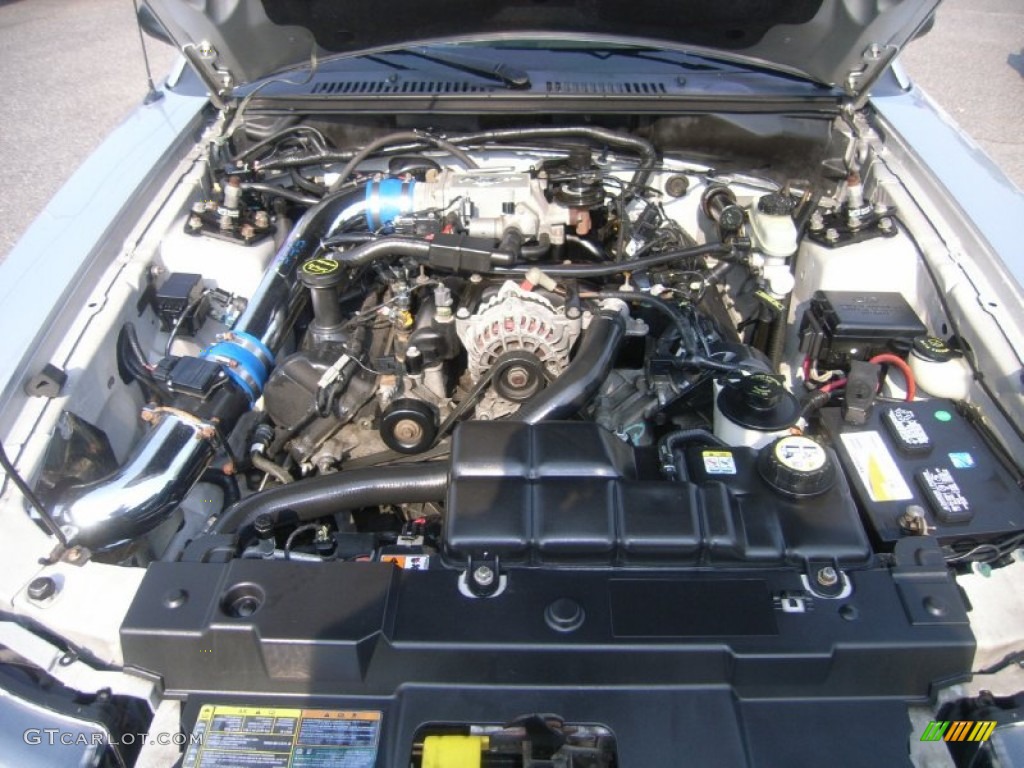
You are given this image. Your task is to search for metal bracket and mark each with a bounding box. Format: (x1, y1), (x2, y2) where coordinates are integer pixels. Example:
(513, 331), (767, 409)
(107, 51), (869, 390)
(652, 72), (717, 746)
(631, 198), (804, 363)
(844, 43), (899, 112)
(183, 41), (234, 110)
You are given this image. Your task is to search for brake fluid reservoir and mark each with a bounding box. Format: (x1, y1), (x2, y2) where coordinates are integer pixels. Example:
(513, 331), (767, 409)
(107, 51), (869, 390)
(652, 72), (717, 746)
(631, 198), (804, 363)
(749, 193), (798, 260)
(908, 336), (972, 400)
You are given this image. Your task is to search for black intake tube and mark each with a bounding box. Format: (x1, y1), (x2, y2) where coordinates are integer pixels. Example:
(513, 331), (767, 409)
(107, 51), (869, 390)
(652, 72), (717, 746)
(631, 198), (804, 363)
(211, 462), (449, 536)
(494, 243), (734, 278)
(514, 307), (628, 424)
(333, 237), (432, 269)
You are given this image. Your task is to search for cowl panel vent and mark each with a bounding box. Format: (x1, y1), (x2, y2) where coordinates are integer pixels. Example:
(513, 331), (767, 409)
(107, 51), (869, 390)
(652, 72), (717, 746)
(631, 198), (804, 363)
(311, 80), (493, 94)
(546, 81), (668, 94)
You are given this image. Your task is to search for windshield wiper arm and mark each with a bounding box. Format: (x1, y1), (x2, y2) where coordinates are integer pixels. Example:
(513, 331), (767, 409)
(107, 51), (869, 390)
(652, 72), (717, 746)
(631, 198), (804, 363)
(401, 47), (532, 89)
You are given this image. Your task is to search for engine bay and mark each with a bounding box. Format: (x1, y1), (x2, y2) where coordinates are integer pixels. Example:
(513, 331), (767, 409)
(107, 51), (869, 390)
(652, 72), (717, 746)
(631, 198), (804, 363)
(8, 110), (1024, 766)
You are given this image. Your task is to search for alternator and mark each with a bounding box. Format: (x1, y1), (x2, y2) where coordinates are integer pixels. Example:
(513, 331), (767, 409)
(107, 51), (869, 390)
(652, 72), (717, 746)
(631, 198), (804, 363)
(456, 281), (582, 382)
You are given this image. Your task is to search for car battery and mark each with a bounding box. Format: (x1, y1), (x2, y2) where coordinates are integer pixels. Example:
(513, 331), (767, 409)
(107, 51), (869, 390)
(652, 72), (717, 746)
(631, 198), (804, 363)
(799, 290), (926, 368)
(821, 400), (1024, 545)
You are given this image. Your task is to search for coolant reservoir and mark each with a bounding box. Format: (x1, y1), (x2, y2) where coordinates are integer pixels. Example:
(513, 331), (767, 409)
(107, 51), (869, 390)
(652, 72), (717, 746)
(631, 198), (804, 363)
(908, 336), (972, 400)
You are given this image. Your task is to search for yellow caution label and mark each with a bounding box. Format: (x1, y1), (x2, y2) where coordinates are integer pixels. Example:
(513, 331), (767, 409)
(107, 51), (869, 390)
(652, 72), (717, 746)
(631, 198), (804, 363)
(702, 450), (737, 475)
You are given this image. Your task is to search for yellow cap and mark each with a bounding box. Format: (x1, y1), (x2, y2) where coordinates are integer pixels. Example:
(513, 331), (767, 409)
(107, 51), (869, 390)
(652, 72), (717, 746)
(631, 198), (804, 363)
(422, 735), (488, 768)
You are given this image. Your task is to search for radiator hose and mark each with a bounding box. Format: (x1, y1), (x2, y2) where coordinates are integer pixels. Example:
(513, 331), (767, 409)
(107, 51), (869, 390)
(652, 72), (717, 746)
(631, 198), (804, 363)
(210, 462), (450, 538)
(514, 300), (629, 424)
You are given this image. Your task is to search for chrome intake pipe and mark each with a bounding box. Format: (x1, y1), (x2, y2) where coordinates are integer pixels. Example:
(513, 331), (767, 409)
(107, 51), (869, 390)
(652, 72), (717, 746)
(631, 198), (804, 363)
(53, 188), (367, 552)
(53, 411), (217, 551)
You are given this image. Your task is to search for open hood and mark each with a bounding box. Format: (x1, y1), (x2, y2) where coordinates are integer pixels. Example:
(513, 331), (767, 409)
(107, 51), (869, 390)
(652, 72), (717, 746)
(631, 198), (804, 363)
(144, 0), (940, 98)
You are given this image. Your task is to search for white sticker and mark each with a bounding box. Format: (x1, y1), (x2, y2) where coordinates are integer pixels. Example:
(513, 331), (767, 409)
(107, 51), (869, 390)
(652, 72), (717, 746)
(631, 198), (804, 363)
(839, 431), (913, 502)
(773, 436), (827, 472)
(381, 554), (431, 570)
(702, 450), (737, 475)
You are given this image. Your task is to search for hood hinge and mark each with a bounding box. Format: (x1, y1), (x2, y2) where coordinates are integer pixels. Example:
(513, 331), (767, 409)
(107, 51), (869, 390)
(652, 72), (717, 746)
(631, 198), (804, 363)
(844, 43), (899, 114)
(182, 40), (234, 111)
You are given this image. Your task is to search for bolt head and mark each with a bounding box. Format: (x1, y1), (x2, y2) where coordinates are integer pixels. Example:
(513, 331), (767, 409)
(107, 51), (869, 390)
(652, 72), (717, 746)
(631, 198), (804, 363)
(899, 504), (928, 535)
(825, 228), (840, 243)
(505, 367), (530, 389)
(816, 566), (839, 587)
(393, 418), (424, 444)
(472, 565), (495, 587)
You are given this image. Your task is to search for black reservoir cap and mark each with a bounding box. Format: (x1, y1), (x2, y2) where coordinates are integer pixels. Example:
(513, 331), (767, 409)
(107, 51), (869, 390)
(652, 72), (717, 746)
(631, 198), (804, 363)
(911, 336), (958, 363)
(757, 435), (836, 498)
(717, 373), (801, 432)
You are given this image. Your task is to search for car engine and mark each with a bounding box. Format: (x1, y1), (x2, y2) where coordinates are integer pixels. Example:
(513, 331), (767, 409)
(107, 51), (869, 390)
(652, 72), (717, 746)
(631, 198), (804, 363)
(14, 114), (1024, 766)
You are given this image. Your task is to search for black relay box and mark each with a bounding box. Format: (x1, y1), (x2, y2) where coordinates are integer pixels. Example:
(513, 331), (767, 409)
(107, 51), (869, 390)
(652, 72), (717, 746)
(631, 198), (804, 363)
(800, 290), (926, 368)
(153, 272), (205, 335)
(821, 400), (1024, 545)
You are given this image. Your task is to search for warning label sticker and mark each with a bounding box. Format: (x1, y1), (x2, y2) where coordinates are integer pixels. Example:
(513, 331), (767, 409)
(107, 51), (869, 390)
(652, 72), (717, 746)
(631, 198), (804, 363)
(381, 554), (431, 570)
(183, 707), (381, 768)
(702, 450), (737, 475)
(839, 431), (914, 502)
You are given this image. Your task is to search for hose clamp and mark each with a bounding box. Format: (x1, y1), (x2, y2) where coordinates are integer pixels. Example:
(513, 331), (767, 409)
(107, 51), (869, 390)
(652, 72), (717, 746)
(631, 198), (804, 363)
(202, 331), (275, 403)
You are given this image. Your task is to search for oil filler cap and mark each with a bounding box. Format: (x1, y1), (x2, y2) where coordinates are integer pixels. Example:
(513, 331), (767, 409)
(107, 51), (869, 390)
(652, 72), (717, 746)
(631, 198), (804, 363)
(758, 435), (836, 498)
(298, 257), (343, 288)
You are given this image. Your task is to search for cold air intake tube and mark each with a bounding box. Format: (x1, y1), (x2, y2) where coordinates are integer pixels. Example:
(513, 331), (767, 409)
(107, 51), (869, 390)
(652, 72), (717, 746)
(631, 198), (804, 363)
(52, 187), (369, 552)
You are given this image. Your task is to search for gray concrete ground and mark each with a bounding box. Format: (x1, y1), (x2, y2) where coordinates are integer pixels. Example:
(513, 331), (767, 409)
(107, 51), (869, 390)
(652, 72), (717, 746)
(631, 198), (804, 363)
(0, 0), (1021, 260)
(900, 0), (1024, 189)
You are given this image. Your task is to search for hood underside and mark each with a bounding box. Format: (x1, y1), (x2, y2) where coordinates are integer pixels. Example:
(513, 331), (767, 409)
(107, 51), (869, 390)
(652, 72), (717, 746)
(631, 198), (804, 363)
(145, 0), (940, 96)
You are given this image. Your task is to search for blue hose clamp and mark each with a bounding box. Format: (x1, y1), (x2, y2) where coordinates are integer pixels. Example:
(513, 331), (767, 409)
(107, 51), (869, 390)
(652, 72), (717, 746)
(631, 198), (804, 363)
(365, 177), (415, 231)
(202, 331), (275, 404)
